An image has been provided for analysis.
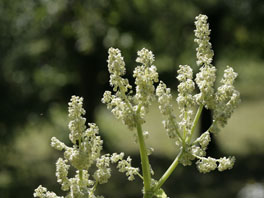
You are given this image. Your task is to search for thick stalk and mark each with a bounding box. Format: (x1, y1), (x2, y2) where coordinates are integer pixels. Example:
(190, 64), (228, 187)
(136, 119), (152, 198)
(153, 148), (183, 193)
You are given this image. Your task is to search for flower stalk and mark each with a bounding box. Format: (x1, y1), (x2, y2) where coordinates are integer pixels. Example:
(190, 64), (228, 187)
(153, 148), (183, 194)
(137, 117), (151, 198)
(136, 118), (152, 197)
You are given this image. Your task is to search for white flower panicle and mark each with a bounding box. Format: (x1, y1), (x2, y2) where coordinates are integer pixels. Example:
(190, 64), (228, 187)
(218, 156), (235, 171)
(194, 14), (216, 108)
(66, 170), (94, 198)
(194, 65), (216, 108)
(34, 185), (63, 198)
(68, 176), (83, 198)
(196, 131), (211, 150)
(53, 97), (103, 171)
(191, 145), (206, 157)
(56, 158), (70, 191)
(68, 96), (86, 144)
(92, 152), (139, 182)
(213, 66), (240, 130)
(102, 92), (136, 130)
(102, 48), (136, 130)
(93, 154), (112, 184)
(116, 156), (140, 181)
(107, 48), (125, 76)
(156, 81), (173, 116)
(107, 47), (131, 93)
(111, 152), (140, 181)
(194, 14), (214, 67)
(221, 66), (238, 85)
(84, 123), (103, 165)
(51, 137), (66, 151)
(176, 65), (195, 135)
(195, 156), (235, 174)
(156, 81), (178, 139)
(136, 48), (155, 66)
(64, 123), (103, 170)
(175, 15), (239, 175)
(111, 152), (125, 163)
(103, 47), (159, 130)
(196, 157), (217, 173)
(176, 65), (195, 108)
(191, 132), (235, 173)
(35, 95), (140, 198)
(134, 48), (159, 114)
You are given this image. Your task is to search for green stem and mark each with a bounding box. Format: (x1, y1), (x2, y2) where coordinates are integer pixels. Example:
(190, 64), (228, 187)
(136, 119), (152, 198)
(187, 104), (203, 144)
(153, 148), (183, 193)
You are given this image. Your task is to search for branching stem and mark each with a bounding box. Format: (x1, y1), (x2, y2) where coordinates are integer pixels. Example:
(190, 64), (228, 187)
(153, 148), (183, 194)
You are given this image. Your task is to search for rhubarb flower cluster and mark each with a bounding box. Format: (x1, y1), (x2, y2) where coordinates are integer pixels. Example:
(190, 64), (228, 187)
(102, 47), (159, 130)
(157, 14), (240, 173)
(34, 96), (139, 198)
(34, 14), (241, 198)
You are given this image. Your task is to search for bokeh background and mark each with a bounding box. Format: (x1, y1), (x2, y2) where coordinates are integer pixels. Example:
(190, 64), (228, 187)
(1, 0), (264, 197)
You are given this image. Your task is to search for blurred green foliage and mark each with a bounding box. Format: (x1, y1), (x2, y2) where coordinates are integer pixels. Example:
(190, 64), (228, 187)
(1, 0), (264, 197)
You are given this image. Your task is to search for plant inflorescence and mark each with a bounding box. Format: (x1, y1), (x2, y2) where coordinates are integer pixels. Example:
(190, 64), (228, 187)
(34, 14), (240, 198)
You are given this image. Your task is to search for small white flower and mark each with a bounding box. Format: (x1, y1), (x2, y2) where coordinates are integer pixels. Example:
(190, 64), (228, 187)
(107, 47), (131, 93)
(63, 123), (103, 170)
(213, 66), (240, 130)
(177, 65), (195, 135)
(190, 145), (205, 157)
(196, 131), (211, 150)
(93, 154), (112, 184)
(136, 48), (155, 66)
(194, 65), (216, 108)
(56, 158), (70, 191)
(194, 14), (214, 67)
(68, 96), (86, 144)
(34, 185), (47, 198)
(218, 156), (235, 171)
(33, 185), (63, 198)
(107, 48), (126, 76)
(156, 81), (178, 139)
(110, 152), (124, 163)
(196, 157), (217, 173)
(51, 137), (66, 151)
(179, 151), (195, 166)
(134, 49), (159, 115)
(116, 156), (140, 181)
(69, 177), (84, 198)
